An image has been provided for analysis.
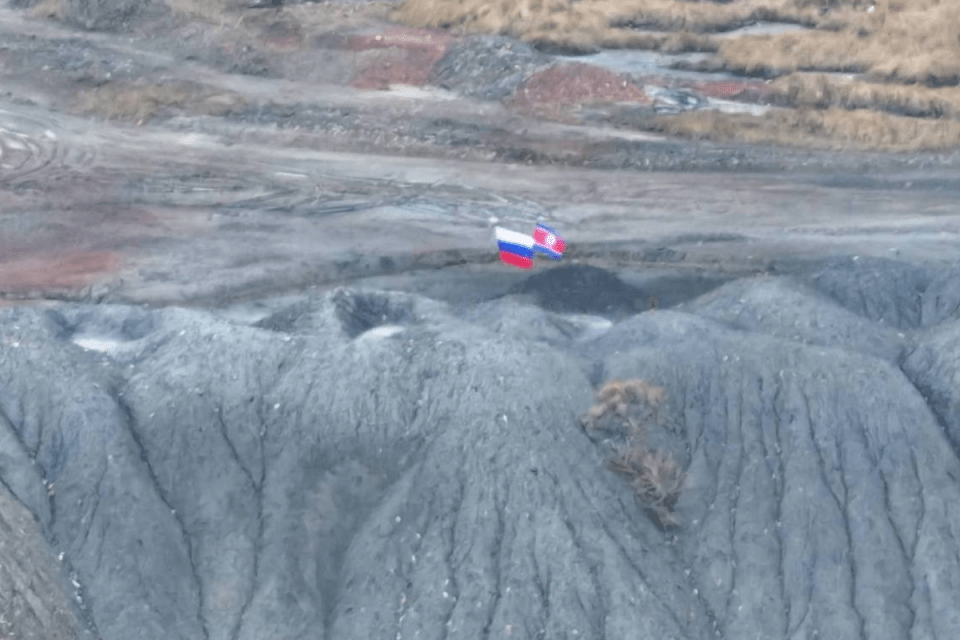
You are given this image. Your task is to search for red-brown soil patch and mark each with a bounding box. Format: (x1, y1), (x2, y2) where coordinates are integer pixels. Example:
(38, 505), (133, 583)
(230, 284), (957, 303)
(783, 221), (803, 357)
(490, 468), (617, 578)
(0, 250), (121, 296)
(347, 27), (452, 89)
(509, 63), (649, 115)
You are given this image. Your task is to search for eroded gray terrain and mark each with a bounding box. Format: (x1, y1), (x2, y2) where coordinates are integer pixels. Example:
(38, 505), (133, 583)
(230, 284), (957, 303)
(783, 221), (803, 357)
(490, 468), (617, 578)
(2, 259), (960, 640)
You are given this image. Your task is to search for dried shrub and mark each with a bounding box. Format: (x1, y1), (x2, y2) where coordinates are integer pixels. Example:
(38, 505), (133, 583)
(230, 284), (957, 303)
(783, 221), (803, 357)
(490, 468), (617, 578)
(581, 378), (685, 528)
(580, 377), (665, 431)
(608, 446), (686, 528)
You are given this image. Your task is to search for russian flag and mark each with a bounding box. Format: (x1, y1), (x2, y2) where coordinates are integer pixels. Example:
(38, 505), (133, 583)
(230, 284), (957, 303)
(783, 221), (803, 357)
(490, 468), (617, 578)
(495, 227), (534, 269)
(532, 223), (566, 259)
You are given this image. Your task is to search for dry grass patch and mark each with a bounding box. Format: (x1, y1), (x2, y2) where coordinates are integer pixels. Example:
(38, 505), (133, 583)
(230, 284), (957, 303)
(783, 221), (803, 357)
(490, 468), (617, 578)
(392, 0), (817, 52)
(716, 30), (869, 76)
(717, 1), (960, 85)
(593, 0), (815, 33)
(164, 0), (232, 24)
(659, 31), (719, 53)
(563, 29), (719, 53)
(76, 81), (246, 122)
(768, 72), (960, 118)
(865, 2), (960, 84)
(649, 106), (960, 151)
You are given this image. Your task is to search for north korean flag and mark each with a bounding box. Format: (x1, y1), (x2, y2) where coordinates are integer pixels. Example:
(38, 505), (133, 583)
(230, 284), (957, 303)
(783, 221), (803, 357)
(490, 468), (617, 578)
(532, 223), (566, 259)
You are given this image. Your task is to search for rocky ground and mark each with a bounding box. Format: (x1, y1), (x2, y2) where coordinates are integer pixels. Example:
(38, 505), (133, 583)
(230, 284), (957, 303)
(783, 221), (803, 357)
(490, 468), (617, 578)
(2, 0), (960, 639)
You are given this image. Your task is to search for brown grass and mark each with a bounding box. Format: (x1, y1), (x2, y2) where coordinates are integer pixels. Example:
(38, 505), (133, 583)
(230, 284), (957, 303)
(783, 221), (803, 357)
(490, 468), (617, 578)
(768, 72), (960, 118)
(76, 81), (246, 122)
(716, 30), (870, 76)
(391, 0), (818, 52)
(593, 0), (815, 33)
(648, 106), (960, 151)
(717, 1), (960, 85)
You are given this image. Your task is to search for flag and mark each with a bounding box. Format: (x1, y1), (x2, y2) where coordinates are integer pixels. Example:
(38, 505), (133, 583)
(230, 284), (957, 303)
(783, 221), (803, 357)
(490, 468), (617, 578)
(495, 227), (534, 269)
(532, 223), (566, 259)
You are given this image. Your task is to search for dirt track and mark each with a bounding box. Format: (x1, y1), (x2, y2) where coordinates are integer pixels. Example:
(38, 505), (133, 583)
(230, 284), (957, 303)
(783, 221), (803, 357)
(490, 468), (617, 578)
(1, 3), (960, 316)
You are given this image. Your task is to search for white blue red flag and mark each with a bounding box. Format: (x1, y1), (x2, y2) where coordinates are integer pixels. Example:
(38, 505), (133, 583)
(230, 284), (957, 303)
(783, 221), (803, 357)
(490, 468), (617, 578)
(495, 227), (534, 269)
(532, 223), (566, 259)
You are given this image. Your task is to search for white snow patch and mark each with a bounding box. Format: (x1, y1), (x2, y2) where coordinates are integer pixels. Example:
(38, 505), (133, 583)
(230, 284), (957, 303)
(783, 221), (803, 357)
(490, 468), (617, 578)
(174, 133), (217, 147)
(359, 325), (405, 339)
(72, 335), (122, 353)
(564, 314), (613, 340)
(379, 85), (459, 101)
